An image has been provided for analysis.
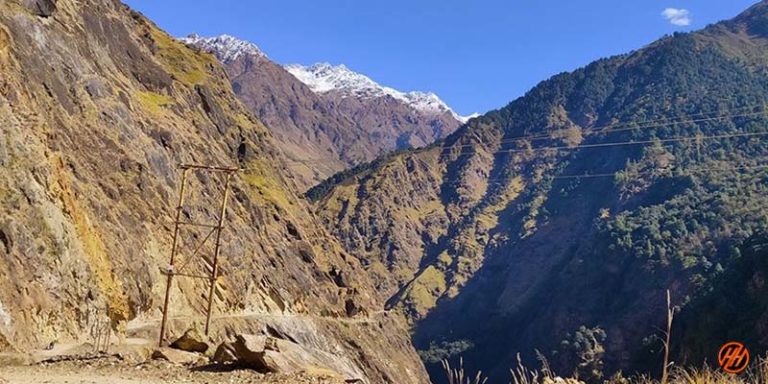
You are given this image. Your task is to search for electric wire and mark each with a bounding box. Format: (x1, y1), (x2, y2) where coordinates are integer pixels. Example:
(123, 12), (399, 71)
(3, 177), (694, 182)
(254, 104), (768, 165)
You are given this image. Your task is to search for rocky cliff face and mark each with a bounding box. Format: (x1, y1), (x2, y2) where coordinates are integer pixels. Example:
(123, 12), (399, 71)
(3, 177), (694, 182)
(182, 35), (465, 190)
(313, 1), (768, 381)
(0, 1), (428, 382)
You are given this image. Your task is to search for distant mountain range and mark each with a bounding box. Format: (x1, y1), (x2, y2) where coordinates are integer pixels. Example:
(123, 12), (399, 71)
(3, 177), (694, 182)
(284, 62), (474, 123)
(182, 34), (472, 190)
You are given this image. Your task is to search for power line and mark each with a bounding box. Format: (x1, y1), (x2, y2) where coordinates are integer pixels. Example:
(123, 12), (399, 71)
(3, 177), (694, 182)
(477, 130), (768, 156)
(477, 163), (768, 185)
(311, 161), (768, 212)
(330, 130), (765, 173)
(266, 104), (768, 166)
(441, 109), (768, 153)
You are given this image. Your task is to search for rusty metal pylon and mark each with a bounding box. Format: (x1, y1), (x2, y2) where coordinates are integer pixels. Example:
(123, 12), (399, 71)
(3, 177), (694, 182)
(90, 308), (111, 354)
(158, 164), (238, 347)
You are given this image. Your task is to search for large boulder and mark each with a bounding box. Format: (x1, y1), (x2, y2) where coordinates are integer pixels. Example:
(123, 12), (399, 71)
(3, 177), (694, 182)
(232, 334), (269, 365)
(259, 339), (324, 373)
(227, 333), (361, 380)
(170, 328), (209, 354)
(212, 341), (238, 364)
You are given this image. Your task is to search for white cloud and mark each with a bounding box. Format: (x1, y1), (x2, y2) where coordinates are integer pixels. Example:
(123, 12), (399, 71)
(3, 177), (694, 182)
(662, 8), (692, 26)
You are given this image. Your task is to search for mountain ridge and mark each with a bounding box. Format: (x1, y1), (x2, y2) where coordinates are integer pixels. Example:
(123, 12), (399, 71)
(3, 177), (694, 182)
(284, 62), (474, 123)
(183, 33), (466, 190)
(312, 1), (768, 381)
(181, 33), (267, 61)
(183, 34), (475, 122)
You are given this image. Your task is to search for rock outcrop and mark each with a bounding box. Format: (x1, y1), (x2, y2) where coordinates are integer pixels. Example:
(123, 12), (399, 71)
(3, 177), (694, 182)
(224, 333), (363, 380)
(212, 341), (238, 364)
(170, 328), (209, 354)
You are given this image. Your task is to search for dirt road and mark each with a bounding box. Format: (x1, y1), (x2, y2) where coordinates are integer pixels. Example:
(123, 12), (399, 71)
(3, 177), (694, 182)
(0, 356), (346, 384)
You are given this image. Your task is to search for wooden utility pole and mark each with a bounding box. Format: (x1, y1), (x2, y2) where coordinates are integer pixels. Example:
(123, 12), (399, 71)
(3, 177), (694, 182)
(661, 289), (673, 384)
(204, 172), (232, 336)
(158, 164), (238, 347)
(159, 168), (189, 347)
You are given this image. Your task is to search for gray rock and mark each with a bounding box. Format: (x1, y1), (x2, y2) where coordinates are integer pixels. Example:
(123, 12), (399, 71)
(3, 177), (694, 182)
(84, 78), (110, 99)
(232, 334), (268, 366)
(231, 334), (321, 373)
(228, 333), (360, 380)
(259, 341), (319, 373)
(170, 328), (209, 354)
(22, 0), (57, 17)
(212, 341), (238, 364)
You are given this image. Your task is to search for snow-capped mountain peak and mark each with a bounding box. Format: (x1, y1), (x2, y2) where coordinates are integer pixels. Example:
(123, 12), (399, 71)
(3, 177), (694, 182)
(179, 35), (475, 123)
(284, 63), (392, 96)
(284, 63), (473, 121)
(180, 34), (266, 63)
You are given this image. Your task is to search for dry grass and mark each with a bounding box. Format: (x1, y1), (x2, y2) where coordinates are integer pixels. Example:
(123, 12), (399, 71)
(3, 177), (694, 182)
(442, 358), (489, 384)
(438, 290), (762, 384)
(509, 353), (544, 384)
(624, 361), (767, 384)
(441, 355), (768, 384)
(661, 290), (674, 384)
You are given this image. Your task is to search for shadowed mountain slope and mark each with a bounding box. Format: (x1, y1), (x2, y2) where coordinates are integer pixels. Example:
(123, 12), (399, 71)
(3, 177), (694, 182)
(312, 1), (768, 381)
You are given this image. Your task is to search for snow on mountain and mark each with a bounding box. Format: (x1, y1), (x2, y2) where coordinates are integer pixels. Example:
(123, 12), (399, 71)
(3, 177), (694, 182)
(285, 63), (474, 122)
(180, 34), (266, 63)
(462, 112), (481, 121)
(180, 35), (475, 123)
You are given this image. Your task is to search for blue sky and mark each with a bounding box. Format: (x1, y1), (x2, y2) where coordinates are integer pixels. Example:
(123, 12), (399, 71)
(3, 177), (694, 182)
(124, 0), (758, 116)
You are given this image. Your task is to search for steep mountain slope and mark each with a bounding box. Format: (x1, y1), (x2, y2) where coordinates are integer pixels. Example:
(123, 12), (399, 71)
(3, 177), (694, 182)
(182, 35), (465, 190)
(0, 1), (428, 382)
(312, 1), (768, 381)
(672, 233), (768, 368)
